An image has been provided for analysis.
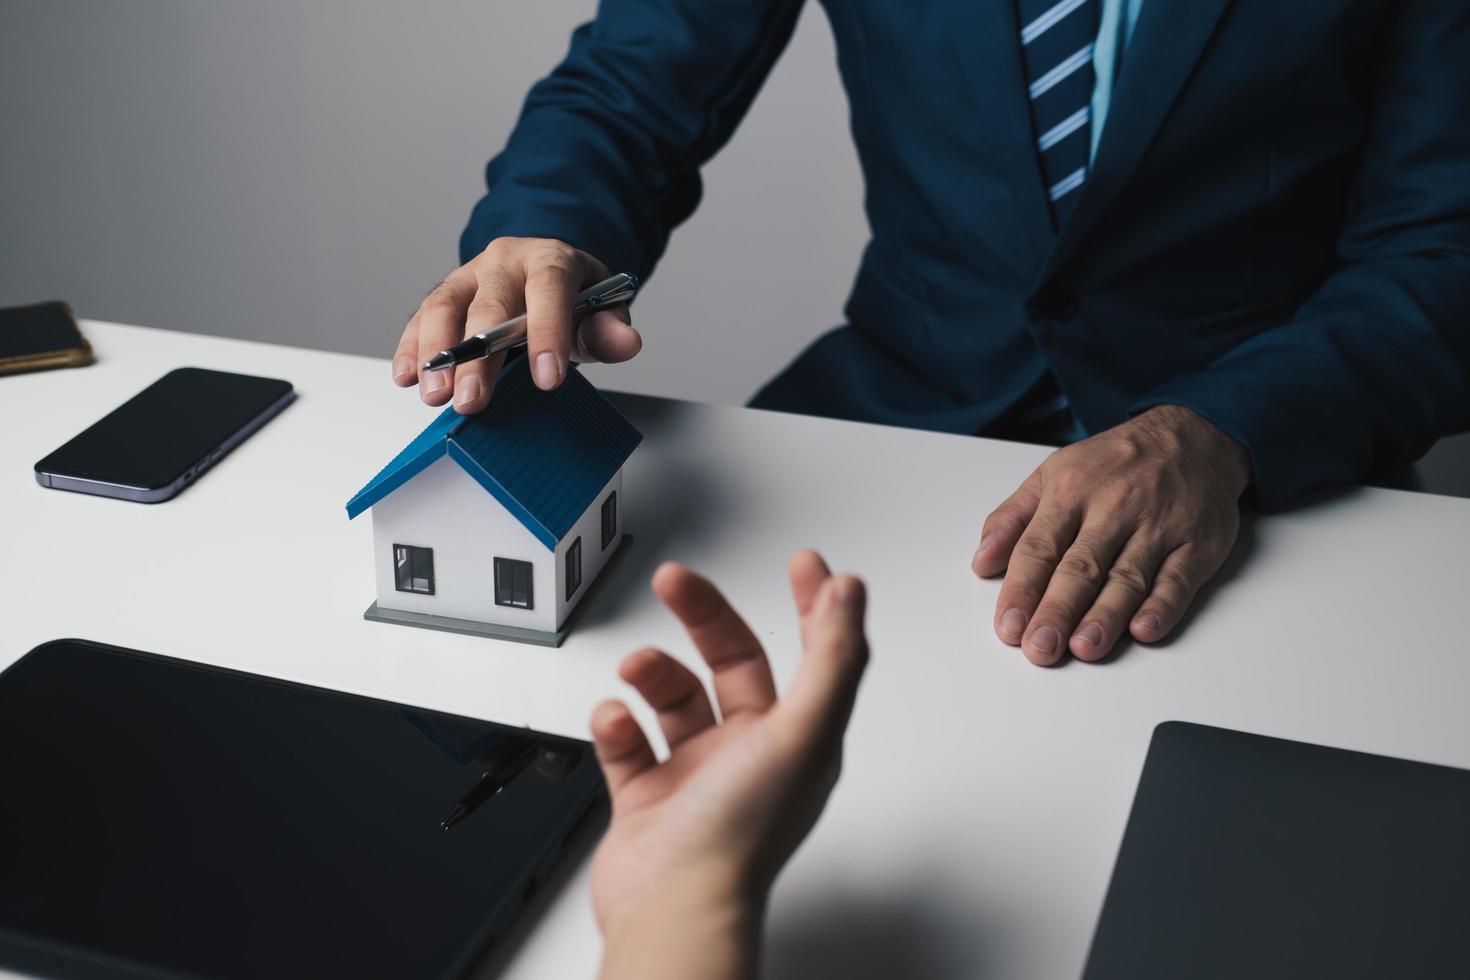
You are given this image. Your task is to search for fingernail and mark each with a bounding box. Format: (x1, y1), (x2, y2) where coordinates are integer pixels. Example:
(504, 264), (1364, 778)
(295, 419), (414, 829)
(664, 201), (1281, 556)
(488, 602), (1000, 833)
(392, 356), (413, 382)
(534, 351), (561, 389)
(999, 607), (1026, 641)
(977, 535), (989, 554)
(1075, 622), (1103, 648)
(834, 577), (860, 606)
(454, 374), (481, 408)
(1027, 625), (1059, 658)
(423, 370), (449, 396)
(1134, 612), (1161, 636)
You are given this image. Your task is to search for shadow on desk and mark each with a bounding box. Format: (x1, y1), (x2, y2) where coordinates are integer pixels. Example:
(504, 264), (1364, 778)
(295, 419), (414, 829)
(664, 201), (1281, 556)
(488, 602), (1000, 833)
(574, 455), (745, 633)
(763, 881), (992, 980)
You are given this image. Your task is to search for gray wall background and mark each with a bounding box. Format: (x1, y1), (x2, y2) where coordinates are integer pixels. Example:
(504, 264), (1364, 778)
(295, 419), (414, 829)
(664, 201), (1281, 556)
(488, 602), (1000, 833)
(3, 1), (1467, 497)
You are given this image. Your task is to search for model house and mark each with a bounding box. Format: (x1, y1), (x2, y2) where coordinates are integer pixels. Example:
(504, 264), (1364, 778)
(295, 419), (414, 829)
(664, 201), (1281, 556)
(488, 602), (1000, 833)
(346, 361), (641, 646)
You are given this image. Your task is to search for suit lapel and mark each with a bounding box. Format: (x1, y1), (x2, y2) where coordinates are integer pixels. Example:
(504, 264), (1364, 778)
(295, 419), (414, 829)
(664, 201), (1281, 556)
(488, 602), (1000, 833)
(1044, 0), (1233, 277)
(950, 0), (1056, 264)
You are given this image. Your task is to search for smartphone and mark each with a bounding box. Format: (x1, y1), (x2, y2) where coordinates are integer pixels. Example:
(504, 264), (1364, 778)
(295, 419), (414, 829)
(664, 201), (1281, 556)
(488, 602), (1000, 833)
(0, 301), (93, 375)
(34, 367), (295, 502)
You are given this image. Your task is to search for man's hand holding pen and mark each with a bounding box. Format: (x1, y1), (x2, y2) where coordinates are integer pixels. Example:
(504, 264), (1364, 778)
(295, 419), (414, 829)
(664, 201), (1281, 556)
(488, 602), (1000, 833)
(393, 237), (643, 414)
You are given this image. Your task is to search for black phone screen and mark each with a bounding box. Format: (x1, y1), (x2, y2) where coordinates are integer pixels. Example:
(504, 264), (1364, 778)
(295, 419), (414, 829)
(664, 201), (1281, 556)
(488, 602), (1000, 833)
(34, 367), (293, 492)
(0, 301), (87, 359)
(0, 640), (606, 980)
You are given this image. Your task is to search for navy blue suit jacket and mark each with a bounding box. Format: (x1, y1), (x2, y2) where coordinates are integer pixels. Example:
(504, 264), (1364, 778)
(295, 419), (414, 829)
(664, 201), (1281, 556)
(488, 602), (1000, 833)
(462, 0), (1470, 510)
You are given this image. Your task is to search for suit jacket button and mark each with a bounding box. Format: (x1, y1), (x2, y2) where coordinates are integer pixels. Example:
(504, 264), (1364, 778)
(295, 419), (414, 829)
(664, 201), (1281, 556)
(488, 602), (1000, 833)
(1029, 287), (1079, 321)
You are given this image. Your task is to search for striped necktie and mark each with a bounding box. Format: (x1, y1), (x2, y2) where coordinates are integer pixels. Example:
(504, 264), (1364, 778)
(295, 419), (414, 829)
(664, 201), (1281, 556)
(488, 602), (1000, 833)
(1017, 0), (1099, 226)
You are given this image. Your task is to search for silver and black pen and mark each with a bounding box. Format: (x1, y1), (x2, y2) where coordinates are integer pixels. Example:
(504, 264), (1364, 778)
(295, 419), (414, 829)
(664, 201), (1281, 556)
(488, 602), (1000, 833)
(422, 272), (639, 373)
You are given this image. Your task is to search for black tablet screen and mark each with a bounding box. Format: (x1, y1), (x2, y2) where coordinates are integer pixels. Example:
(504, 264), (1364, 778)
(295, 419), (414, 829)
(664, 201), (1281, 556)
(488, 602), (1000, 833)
(0, 640), (605, 980)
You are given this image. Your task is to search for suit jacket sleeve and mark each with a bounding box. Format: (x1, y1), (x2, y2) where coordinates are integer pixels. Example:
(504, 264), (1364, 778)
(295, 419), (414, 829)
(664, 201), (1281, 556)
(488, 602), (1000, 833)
(1129, 1), (1470, 510)
(459, 0), (805, 277)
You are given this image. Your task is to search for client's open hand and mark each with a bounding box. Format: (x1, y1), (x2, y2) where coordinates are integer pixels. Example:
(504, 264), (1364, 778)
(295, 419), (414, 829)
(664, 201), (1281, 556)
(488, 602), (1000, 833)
(974, 405), (1250, 665)
(590, 552), (869, 980)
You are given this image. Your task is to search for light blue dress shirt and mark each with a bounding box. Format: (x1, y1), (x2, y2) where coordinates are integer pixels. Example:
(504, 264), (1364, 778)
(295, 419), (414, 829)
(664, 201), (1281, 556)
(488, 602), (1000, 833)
(1090, 0), (1146, 160)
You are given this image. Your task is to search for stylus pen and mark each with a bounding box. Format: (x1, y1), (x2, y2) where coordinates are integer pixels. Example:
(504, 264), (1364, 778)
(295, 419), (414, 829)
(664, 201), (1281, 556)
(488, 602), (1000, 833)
(422, 272), (639, 373)
(440, 740), (540, 831)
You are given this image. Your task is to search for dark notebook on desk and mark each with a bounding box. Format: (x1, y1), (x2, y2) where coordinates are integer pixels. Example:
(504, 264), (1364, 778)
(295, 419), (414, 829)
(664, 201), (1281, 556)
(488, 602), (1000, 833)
(1083, 721), (1470, 980)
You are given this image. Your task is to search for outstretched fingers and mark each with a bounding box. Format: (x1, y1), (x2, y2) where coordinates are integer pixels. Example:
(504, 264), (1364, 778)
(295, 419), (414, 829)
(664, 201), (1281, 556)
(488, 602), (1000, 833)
(779, 574), (870, 744)
(652, 562), (778, 719)
(788, 549), (832, 619)
(617, 646), (717, 748)
(590, 699), (656, 796)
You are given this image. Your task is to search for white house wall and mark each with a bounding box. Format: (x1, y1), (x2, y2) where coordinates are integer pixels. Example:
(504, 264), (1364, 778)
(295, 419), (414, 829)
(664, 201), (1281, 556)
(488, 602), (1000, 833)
(554, 469), (624, 628)
(370, 455), (556, 633)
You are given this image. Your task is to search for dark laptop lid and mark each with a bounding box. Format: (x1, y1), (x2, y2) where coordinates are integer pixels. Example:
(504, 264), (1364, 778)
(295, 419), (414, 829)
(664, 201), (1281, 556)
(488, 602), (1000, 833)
(1083, 721), (1470, 980)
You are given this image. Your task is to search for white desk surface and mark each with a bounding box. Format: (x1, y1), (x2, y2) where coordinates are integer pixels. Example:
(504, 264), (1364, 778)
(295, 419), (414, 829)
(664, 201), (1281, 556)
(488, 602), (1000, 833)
(5, 321), (1469, 980)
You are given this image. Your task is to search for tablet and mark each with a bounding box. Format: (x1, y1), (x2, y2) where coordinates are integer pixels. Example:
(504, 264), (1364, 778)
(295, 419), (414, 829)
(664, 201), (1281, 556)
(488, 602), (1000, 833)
(1083, 721), (1470, 980)
(0, 640), (606, 980)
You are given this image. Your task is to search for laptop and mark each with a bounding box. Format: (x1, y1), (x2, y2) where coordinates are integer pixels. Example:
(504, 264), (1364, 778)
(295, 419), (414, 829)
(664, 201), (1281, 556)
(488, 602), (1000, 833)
(1083, 721), (1470, 979)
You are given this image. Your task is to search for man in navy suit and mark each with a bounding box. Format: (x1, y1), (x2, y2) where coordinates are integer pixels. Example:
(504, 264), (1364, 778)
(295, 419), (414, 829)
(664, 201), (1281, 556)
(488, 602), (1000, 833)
(390, 0), (1470, 667)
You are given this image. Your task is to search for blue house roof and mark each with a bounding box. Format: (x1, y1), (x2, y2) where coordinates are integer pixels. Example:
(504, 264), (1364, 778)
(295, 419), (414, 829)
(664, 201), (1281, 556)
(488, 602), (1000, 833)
(346, 361), (641, 549)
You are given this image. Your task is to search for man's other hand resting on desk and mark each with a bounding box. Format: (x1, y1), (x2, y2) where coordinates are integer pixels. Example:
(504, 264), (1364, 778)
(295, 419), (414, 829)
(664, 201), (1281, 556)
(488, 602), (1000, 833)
(589, 551), (870, 980)
(392, 236), (642, 414)
(974, 405), (1251, 666)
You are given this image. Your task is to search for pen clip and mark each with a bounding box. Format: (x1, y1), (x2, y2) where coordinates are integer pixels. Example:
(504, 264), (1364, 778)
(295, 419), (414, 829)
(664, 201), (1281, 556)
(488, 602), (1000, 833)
(577, 274), (639, 310)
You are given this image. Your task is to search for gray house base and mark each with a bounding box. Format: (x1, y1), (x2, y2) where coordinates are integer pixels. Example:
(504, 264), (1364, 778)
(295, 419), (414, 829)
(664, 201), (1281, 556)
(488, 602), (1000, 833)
(363, 535), (632, 648)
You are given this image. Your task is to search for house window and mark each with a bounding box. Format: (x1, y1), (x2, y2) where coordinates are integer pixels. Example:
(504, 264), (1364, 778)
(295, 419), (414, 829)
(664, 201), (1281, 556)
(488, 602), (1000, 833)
(494, 557), (534, 609)
(566, 537), (583, 600)
(393, 544), (435, 595)
(601, 492), (618, 550)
